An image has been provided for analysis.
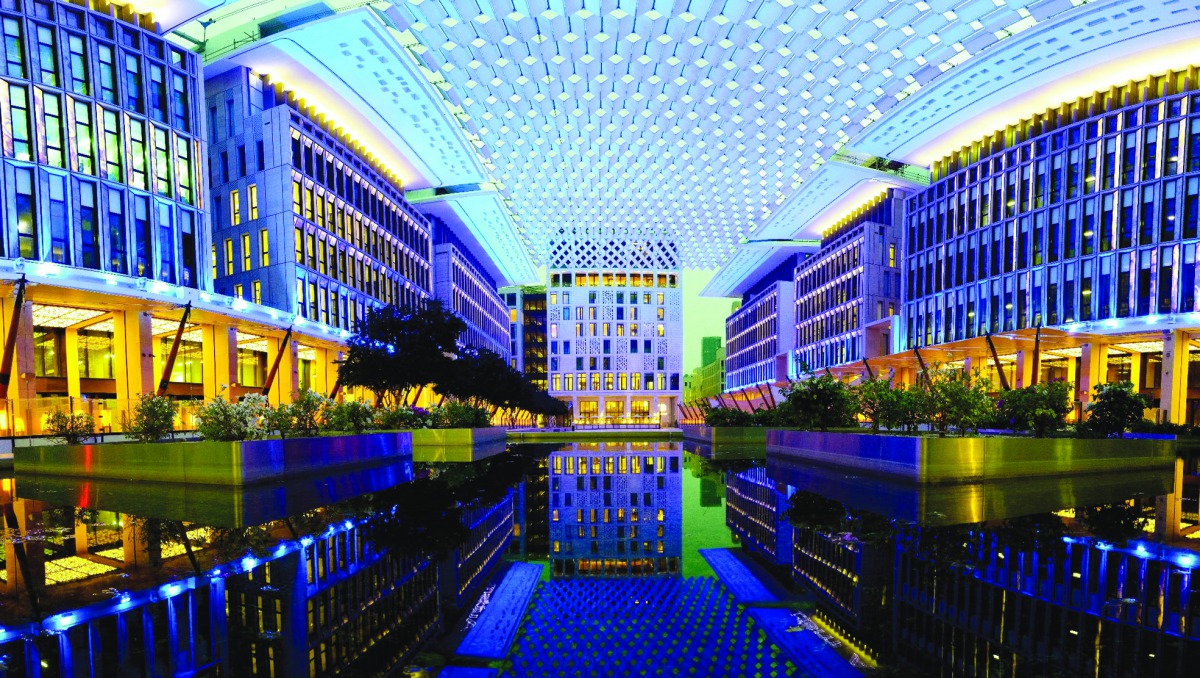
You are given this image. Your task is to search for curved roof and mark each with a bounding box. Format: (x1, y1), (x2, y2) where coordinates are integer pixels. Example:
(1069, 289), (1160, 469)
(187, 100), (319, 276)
(163, 1), (1200, 277)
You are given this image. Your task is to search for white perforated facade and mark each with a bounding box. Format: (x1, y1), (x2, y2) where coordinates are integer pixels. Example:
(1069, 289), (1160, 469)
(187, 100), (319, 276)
(546, 235), (682, 427)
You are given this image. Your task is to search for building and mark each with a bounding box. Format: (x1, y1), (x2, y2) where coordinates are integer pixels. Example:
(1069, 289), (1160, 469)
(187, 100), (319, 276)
(700, 336), (722, 368)
(548, 442), (682, 577)
(725, 467), (793, 566)
(792, 190), (904, 374)
(430, 219), (510, 361)
(724, 254), (802, 399)
(501, 285), (548, 389)
(546, 234), (683, 426)
(205, 64), (433, 331)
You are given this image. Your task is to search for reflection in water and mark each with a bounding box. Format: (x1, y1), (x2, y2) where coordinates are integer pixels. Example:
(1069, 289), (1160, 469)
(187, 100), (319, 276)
(727, 452), (1200, 677)
(548, 442), (682, 577)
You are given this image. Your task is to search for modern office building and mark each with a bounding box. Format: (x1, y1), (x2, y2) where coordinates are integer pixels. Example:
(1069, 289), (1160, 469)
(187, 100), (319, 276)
(430, 220), (510, 361)
(501, 285), (548, 389)
(546, 235), (683, 425)
(548, 442), (683, 577)
(204, 64), (434, 331)
(723, 254), (803, 409)
(725, 467), (793, 566)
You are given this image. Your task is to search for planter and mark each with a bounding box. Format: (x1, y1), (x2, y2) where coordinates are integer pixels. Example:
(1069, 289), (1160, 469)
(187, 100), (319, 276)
(766, 430), (1175, 483)
(13, 432), (412, 485)
(410, 427), (507, 462)
(682, 425), (769, 446)
(15, 461), (413, 528)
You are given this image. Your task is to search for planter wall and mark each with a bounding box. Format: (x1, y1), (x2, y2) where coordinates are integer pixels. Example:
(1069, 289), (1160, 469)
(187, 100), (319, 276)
(766, 430), (1175, 483)
(411, 427), (507, 462)
(14, 432), (412, 485)
(682, 425), (769, 446)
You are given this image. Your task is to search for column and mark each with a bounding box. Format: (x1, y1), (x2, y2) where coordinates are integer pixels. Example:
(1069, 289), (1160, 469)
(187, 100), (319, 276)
(1128, 350), (1143, 394)
(1014, 350), (1034, 389)
(1160, 329), (1189, 425)
(114, 310), (154, 402)
(267, 335), (300, 406)
(1079, 342), (1109, 406)
(64, 328), (81, 400)
(1065, 355), (1079, 421)
(201, 324), (237, 401)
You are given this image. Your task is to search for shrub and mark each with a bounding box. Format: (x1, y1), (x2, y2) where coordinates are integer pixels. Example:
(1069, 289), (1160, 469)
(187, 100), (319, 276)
(1083, 382), (1151, 438)
(856, 377), (892, 433)
(925, 368), (993, 437)
(322, 401), (376, 434)
(262, 403), (296, 439)
(375, 405), (439, 430)
(751, 407), (780, 427)
(122, 394), (177, 443)
(290, 389), (328, 436)
(442, 401), (492, 428)
(196, 394), (269, 442)
(997, 380), (1072, 437)
(779, 373), (858, 431)
(703, 407), (755, 427)
(46, 408), (94, 445)
(879, 385), (928, 433)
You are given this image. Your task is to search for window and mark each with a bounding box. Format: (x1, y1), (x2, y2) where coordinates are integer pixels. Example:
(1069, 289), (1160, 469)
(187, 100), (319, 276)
(157, 203), (174, 283)
(9, 84), (30, 161)
(35, 25), (58, 86)
(73, 101), (94, 174)
(2, 18), (24, 78)
(230, 189), (240, 225)
(253, 280), (262, 304)
(249, 184), (258, 219)
(152, 128), (170, 197)
(176, 137), (193, 204)
(133, 197), (150, 277)
(107, 190), (125, 273)
(14, 168), (36, 259)
(43, 93), (63, 167)
(224, 238), (233, 276)
(124, 54), (141, 112)
(48, 175), (68, 264)
(97, 43), (115, 103)
(147, 63), (165, 122)
(242, 233), (251, 271)
(102, 108), (122, 181)
(260, 228), (269, 266)
(233, 283), (243, 299)
(128, 120), (146, 189)
(79, 182), (98, 269)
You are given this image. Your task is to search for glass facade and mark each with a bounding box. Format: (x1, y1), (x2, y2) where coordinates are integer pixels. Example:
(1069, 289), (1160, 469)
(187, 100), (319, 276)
(905, 70), (1200, 349)
(725, 281), (793, 390)
(0, 0), (205, 287)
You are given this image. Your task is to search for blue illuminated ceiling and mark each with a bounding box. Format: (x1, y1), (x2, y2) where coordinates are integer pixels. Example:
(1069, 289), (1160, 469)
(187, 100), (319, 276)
(165, 1), (1200, 280)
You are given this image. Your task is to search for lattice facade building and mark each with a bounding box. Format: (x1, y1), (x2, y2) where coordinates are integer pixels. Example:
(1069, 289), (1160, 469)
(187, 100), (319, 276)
(545, 232), (682, 426)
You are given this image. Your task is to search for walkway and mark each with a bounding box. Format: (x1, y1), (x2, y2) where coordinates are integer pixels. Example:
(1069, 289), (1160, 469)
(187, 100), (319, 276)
(703, 547), (863, 677)
(456, 562), (544, 660)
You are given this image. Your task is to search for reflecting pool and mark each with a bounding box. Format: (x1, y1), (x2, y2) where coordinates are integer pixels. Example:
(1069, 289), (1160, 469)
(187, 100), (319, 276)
(0, 438), (1194, 677)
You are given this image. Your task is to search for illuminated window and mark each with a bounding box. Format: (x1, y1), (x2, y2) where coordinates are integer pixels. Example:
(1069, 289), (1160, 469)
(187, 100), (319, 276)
(233, 283), (243, 299)
(224, 238), (233, 275)
(253, 280), (262, 304)
(249, 184), (258, 219)
(230, 189), (241, 225)
(242, 234), (251, 271)
(260, 229), (269, 266)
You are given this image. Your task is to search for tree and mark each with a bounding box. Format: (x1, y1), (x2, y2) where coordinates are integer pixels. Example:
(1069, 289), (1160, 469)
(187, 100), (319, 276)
(195, 394), (269, 441)
(778, 373), (858, 431)
(856, 377), (893, 433)
(1083, 382), (1150, 438)
(880, 385), (929, 433)
(998, 380), (1072, 437)
(45, 408), (95, 445)
(122, 394), (177, 442)
(338, 301), (466, 407)
(925, 367), (993, 437)
(703, 407), (755, 427)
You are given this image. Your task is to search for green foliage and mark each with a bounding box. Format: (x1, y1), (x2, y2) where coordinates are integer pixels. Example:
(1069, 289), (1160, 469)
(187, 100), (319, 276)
(322, 400), (376, 434)
(122, 394), (177, 443)
(751, 407), (780, 427)
(998, 380), (1072, 437)
(1078, 501), (1149, 544)
(195, 394), (269, 442)
(879, 384), (929, 433)
(339, 301), (466, 407)
(925, 367), (993, 437)
(778, 373), (859, 431)
(46, 408), (95, 445)
(703, 407), (755, 427)
(374, 405), (440, 430)
(262, 403), (296, 440)
(289, 389), (328, 436)
(442, 401), (492, 428)
(856, 377), (892, 433)
(1083, 382), (1151, 438)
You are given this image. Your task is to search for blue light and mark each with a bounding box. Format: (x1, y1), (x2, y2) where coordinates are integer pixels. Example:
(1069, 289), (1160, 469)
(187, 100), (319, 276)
(161, 583), (183, 597)
(1061, 536), (1076, 544)
(1135, 544), (1150, 558)
(343, 519), (354, 530)
(300, 535), (314, 547)
(48, 613), (75, 631)
(241, 555), (259, 571)
(210, 567), (222, 576)
(1178, 553), (1196, 568)
(1097, 541), (1113, 551)
(275, 543), (289, 557)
